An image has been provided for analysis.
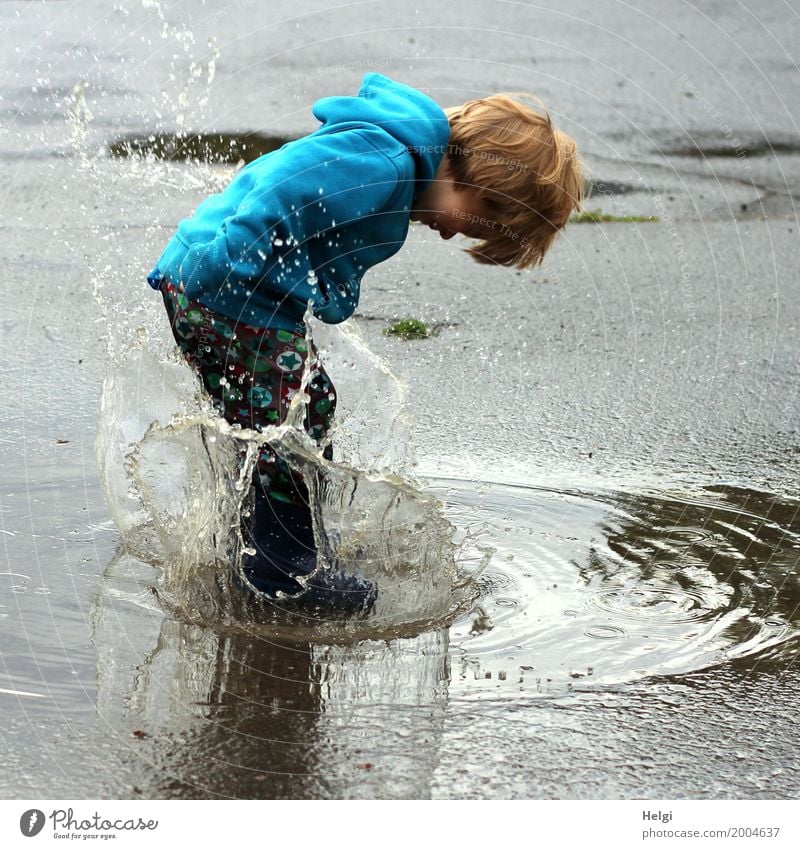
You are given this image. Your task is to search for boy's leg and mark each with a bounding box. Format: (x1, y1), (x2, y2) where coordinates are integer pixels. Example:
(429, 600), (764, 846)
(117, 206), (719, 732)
(159, 281), (335, 492)
(159, 282), (351, 600)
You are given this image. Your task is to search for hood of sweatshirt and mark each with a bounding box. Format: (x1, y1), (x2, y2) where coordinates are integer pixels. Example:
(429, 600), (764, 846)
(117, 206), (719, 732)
(311, 72), (450, 191)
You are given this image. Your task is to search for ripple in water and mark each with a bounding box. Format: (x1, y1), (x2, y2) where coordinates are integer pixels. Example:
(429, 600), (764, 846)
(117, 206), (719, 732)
(659, 527), (716, 545)
(440, 479), (800, 697)
(588, 584), (718, 625)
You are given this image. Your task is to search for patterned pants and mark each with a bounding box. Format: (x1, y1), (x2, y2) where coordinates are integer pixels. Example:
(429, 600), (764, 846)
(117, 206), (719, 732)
(160, 282), (336, 507)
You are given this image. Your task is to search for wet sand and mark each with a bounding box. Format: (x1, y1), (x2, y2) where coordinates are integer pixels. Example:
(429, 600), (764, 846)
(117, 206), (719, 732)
(2, 0), (800, 799)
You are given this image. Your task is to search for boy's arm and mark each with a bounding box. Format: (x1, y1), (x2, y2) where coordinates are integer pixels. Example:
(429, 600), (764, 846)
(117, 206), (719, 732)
(174, 129), (406, 298)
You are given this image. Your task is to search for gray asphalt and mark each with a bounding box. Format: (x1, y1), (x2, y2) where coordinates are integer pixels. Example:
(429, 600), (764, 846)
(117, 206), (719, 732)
(1, 0), (799, 801)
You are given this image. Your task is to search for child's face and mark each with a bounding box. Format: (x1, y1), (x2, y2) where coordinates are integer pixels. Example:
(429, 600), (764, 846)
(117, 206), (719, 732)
(410, 157), (497, 242)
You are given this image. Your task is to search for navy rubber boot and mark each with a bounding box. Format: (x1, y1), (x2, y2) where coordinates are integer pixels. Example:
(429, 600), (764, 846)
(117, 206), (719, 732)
(241, 486), (376, 615)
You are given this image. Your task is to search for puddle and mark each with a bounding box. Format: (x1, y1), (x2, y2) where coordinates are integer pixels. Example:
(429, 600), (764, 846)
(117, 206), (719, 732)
(435, 479), (800, 698)
(658, 136), (800, 159)
(95, 473), (800, 702)
(107, 131), (297, 164)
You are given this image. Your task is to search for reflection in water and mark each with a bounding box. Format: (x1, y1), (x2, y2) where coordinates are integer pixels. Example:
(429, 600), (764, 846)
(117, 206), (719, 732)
(592, 486), (800, 645)
(92, 557), (449, 799)
(440, 480), (800, 697)
(92, 481), (800, 797)
(107, 131), (297, 165)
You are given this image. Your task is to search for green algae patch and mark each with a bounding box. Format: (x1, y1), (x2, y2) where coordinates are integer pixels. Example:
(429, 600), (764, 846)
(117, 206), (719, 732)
(384, 318), (432, 340)
(571, 208), (660, 223)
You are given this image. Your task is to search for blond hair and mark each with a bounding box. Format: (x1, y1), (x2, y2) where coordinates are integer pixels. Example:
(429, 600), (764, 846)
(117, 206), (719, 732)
(444, 93), (584, 268)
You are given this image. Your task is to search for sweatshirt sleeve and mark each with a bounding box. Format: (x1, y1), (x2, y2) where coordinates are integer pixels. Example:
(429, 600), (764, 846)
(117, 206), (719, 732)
(174, 185), (277, 292)
(173, 128), (406, 303)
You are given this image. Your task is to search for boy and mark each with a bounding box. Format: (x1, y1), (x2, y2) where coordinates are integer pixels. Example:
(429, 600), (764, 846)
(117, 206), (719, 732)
(147, 72), (583, 612)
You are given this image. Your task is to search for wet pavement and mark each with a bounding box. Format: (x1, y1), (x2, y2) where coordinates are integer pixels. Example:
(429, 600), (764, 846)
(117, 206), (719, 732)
(1, 0), (799, 799)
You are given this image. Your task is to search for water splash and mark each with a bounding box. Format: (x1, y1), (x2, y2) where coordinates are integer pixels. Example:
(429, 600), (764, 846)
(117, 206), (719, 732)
(95, 313), (487, 634)
(67, 80), (93, 164)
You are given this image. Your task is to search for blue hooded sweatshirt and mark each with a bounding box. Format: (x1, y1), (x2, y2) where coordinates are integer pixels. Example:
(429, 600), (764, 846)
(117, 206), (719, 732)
(147, 73), (450, 332)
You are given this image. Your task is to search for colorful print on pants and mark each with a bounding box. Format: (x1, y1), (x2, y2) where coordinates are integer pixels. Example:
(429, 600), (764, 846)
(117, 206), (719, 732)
(160, 282), (336, 506)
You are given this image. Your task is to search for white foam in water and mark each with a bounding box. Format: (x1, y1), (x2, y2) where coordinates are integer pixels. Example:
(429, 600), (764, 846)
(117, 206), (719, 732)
(96, 314), (485, 631)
